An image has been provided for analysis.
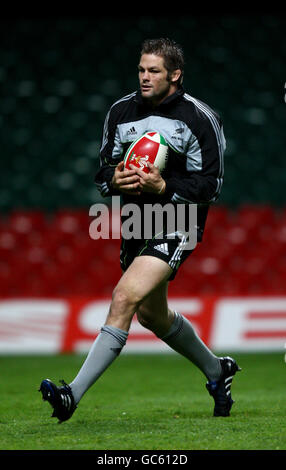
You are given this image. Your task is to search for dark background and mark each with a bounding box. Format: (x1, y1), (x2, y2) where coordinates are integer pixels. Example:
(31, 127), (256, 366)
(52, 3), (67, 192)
(1, 15), (285, 211)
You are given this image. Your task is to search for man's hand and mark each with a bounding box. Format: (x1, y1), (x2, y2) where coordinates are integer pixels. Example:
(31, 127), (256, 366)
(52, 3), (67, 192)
(111, 161), (142, 195)
(130, 162), (166, 195)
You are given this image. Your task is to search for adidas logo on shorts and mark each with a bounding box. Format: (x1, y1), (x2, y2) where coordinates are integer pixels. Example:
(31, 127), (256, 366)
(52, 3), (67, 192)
(154, 243), (169, 255)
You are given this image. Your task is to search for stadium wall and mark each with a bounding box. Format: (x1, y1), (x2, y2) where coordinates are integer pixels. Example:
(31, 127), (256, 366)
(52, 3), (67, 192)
(1, 296), (285, 354)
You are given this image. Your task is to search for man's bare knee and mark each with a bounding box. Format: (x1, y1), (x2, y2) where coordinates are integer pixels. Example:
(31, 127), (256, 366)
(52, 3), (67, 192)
(107, 284), (142, 323)
(105, 285), (143, 330)
(112, 284), (142, 310)
(107, 256), (170, 331)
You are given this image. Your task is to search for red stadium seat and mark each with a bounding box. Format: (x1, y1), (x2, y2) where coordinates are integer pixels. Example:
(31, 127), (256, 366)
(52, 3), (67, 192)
(7, 210), (48, 233)
(1, 206), (285, 297)
(53, 210), (90, 233)
(236, 204), (277, 229)
(0, 229), (19, 261)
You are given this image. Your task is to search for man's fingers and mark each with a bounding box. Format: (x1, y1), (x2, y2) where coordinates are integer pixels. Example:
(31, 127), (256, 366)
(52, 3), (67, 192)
(117, 166), (139, 178)
(116, 161), (125, 171)
(122, 169), (138, 177)
(117, 175), (140, 186)
(120, 183), (141, 195)
(147, 161), (160, 173)
(129, 164), (147, 179)
(116, 161), (141, 175)
(121, 184), (140, 191)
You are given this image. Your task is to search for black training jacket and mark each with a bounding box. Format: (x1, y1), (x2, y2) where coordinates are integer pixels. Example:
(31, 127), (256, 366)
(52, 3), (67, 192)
(94, 87), (226, 241)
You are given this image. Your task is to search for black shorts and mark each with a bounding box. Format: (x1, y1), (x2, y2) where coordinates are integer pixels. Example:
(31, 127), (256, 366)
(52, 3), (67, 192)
(120, 232), (194, 281)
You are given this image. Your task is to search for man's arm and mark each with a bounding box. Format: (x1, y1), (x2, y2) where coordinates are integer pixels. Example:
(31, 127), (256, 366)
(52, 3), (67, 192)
(94, 104), (122, 197)
(163, 116), (226, 205)
(94, 103), (141, 197)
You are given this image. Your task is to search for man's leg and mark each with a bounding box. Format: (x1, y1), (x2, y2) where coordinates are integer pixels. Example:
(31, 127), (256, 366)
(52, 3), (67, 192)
(136, 282), (222, 382)
(136, 278), (241, 417)
(69, 255), (173, 404)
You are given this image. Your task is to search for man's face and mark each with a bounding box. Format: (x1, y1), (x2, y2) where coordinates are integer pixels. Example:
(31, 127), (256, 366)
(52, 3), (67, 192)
(138, 53), (175, 105)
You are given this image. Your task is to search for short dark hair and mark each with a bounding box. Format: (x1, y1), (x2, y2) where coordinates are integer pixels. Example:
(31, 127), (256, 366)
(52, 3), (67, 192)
(140, 38), (184, 85)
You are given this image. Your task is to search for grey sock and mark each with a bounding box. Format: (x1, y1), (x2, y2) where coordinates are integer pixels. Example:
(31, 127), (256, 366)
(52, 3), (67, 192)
(69, 325), (128, 404)
(160, 311), (222, 381)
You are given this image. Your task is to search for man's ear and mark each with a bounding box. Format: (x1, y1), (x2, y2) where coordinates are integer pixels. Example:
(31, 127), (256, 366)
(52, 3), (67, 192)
(171, 69), (182, 84)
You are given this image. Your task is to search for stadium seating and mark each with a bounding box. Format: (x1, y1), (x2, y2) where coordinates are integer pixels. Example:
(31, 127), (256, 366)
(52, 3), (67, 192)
(0, 18), (285, 297)
(0, 205), (285, 297)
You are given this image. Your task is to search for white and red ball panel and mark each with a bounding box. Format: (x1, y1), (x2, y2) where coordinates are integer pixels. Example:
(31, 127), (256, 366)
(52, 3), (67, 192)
(123, 131), (168, 173)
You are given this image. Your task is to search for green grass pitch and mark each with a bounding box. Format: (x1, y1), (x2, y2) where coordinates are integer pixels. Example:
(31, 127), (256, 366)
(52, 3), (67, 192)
(0, 352), (285, 450)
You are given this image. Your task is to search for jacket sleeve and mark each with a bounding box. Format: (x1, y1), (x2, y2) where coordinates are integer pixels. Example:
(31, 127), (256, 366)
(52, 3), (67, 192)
(94, 104), (123, 197)
(164, 114), (226, 205)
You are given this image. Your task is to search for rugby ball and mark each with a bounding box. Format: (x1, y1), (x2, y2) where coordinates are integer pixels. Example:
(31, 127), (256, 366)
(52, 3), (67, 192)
(123, 131), (168, 174)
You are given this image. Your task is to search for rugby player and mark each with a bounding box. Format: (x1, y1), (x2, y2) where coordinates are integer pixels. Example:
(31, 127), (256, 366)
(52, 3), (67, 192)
(39, 38), (241, 422)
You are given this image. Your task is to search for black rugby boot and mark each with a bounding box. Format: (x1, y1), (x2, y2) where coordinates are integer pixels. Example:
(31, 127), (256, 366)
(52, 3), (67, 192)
(39, 378), (77, 423)
(206, 356), (241, 417)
